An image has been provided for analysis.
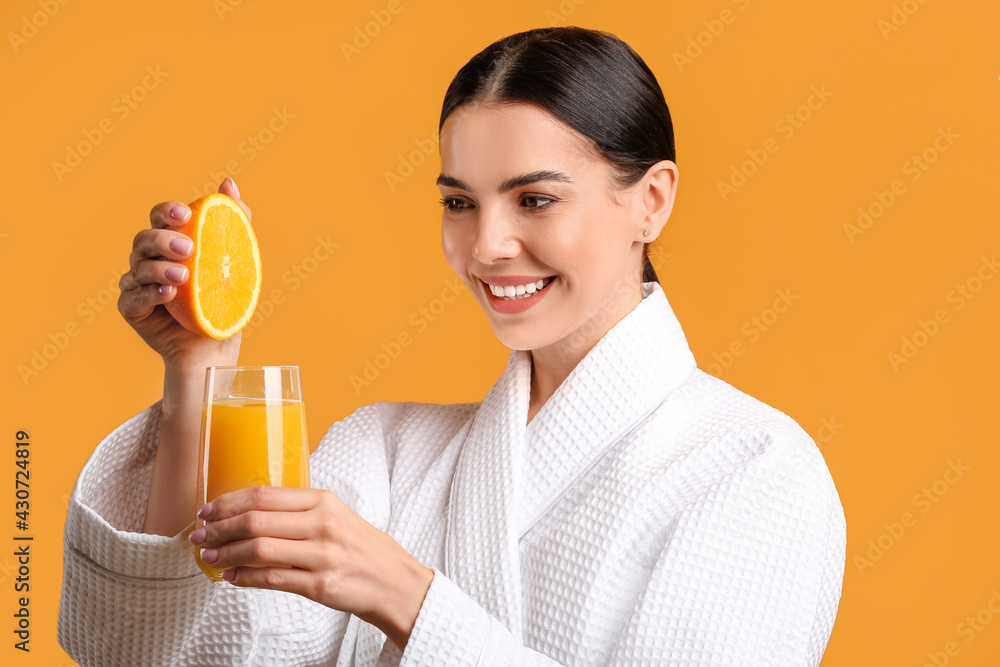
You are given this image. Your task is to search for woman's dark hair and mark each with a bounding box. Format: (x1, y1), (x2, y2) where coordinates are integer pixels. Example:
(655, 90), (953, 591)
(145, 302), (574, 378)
(438, 26), (675, 285)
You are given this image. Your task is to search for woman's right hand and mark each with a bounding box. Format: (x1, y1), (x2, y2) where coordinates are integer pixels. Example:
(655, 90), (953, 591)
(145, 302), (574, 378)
(118, 177), (252, 372)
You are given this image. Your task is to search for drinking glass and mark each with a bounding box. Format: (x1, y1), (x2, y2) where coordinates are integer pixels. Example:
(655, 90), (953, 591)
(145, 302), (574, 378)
(193, 366), (310, 582)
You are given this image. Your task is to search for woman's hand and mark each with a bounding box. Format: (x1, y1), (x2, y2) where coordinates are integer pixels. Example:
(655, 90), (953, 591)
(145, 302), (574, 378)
(188, 485), (435, 650)
(118, 177), (250, 371)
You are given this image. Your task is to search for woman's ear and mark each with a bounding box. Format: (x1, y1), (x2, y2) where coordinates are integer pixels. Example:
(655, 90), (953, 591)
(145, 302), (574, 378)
(638, 160), (678, 241)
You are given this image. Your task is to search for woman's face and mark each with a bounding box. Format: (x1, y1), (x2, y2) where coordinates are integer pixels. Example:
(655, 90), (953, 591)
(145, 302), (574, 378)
(438, 100), (675, 356)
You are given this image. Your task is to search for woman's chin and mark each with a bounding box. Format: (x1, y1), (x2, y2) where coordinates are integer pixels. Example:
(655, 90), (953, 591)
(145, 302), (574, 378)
(489, 326), (561, 354)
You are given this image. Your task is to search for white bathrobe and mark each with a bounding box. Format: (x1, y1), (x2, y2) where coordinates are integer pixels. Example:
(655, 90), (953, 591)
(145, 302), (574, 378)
(58, 281), (846, 666)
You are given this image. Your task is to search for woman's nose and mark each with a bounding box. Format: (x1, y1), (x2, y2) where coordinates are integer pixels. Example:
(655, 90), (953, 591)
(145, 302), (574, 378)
(472, 204), (520, 263)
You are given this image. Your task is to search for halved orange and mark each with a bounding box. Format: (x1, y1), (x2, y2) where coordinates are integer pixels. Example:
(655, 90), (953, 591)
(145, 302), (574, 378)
(164, 193), (262, 340)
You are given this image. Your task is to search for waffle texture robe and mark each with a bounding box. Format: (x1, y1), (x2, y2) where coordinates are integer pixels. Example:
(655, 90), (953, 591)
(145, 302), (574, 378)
(58, 281), (847, 666)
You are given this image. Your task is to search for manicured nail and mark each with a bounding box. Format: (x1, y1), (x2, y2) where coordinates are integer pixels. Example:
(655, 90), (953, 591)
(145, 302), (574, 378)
(158, 285), (172, 296)
(170, 238), (193, 256)
(170, 206), (191, 222)
(197, 502), (212, 518)
(223, 569), (236, 582)
(227, 177), (240, 199)
(189, 528), (206, 544)
(165, 266), (187, 282)
(201, 549), (218, 563)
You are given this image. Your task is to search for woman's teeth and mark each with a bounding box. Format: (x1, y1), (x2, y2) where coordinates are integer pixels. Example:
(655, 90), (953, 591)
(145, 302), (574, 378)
(489, 276), (555, 300)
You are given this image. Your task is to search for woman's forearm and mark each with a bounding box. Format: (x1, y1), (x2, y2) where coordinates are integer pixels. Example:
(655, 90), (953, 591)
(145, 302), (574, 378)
(142, 363), (208, 537)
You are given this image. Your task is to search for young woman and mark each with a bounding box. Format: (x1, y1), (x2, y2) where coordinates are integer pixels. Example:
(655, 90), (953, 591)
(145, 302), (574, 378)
(59, 26), (846, 666)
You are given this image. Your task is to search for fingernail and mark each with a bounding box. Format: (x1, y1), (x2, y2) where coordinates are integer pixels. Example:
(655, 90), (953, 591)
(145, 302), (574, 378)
(223, 568), (236, 582)
(165, 266), (188, 282)
(158, 285), (173, 296)
(201, 549), (218, 563)
(170, 206), (191, 222)
(198, 502), (212, 518)
(227, 177), (240, 199)
(170, 238), (193, 256)
(189, 528), (206, 544)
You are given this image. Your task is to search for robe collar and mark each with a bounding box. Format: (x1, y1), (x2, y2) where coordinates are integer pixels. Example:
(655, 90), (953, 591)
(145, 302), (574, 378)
(444, 280), (698, 642)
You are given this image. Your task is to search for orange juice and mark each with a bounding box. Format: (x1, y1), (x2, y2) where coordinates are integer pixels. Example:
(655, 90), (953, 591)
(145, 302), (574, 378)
(194, 398), (310, 580)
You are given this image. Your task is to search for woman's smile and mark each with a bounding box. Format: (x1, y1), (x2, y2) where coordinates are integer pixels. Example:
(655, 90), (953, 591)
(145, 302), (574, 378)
(481, 275), (557, 314)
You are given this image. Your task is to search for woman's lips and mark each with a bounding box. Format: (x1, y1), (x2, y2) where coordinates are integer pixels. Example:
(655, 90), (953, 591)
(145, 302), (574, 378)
(482, 276), (556, 314)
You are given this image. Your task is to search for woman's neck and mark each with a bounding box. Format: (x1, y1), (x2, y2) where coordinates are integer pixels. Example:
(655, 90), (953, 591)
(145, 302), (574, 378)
(527, 349), (576, 426)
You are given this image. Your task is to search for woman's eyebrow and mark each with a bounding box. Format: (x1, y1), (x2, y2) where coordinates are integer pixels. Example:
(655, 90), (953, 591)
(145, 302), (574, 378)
(436, 170), (573, 193)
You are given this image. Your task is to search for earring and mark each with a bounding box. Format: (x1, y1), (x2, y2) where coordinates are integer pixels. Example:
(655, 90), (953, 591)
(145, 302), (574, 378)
(643, 230), (651, 237)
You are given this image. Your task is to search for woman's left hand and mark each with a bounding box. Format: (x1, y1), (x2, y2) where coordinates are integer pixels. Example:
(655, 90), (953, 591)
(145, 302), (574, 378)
(189, 485), (434, 649)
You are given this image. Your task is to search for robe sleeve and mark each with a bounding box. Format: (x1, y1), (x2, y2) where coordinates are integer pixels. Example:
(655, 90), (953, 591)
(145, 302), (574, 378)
(399, 429), (846, 666)
(399, 569), (564, 666)
(57, 400), (267, 666)
(607, 433), (847, 666)
(57, 401), (350, 667)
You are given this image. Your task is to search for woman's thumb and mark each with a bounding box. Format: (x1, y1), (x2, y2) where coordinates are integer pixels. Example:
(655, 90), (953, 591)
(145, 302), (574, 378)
(219, 176), (241, 200)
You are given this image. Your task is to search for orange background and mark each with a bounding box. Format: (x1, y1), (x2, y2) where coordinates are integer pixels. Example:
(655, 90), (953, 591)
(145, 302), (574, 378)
(2, 0), (999, 664)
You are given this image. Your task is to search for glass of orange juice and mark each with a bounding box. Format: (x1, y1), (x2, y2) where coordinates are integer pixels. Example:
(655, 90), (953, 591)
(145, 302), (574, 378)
(194, 366), (310, 582)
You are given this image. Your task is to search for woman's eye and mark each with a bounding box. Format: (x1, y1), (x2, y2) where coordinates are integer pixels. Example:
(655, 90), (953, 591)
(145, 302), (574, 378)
(521, 195), (554, 210)
(439, 197), (472, 211)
